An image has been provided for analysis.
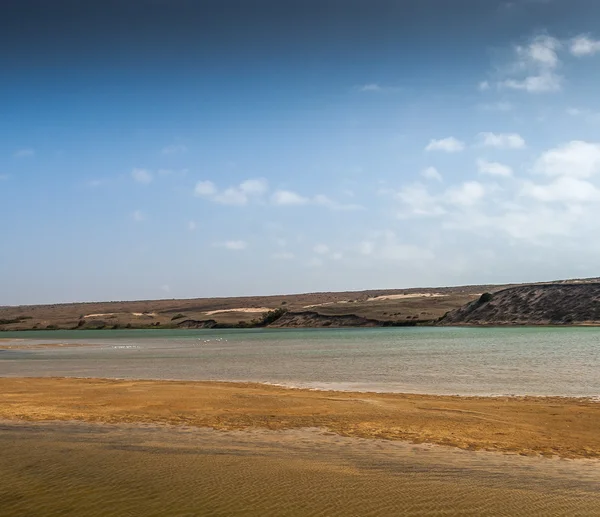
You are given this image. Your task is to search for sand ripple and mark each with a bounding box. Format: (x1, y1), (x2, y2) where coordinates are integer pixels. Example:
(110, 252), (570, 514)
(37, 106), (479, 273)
(1, 422), (599, 517)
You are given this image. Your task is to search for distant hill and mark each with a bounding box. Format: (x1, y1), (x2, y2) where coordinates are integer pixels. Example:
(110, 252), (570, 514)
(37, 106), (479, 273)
(0, 284), (500, 330)
(2, 278), (600, 330)
(439, 283), (600, 326)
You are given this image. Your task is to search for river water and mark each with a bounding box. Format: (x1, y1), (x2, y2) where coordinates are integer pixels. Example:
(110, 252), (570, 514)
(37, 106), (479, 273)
(2, 327), (599, 397)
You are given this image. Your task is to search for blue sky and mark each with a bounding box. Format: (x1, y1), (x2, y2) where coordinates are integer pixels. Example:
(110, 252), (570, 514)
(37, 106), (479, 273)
(2, 0), (600, 304)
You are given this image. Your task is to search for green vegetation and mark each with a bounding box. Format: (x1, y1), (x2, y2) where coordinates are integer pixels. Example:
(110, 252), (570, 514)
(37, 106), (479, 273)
(250, 308), (288, 327)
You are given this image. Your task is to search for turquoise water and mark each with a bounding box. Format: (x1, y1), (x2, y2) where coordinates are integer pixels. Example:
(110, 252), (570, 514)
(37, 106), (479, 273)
(1, 327), (599, 397)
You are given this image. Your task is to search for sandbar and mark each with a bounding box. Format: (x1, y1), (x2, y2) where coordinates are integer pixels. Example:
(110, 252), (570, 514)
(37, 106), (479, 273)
(1, 377), (599, 459)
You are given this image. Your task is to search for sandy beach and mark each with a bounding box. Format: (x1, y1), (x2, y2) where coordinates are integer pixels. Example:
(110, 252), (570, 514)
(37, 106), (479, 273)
(1, 377), (599, 459)
(3, 420), (599, 517)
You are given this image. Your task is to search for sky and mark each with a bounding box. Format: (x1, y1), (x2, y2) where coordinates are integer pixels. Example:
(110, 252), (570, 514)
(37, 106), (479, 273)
(2, 0), (600, 305)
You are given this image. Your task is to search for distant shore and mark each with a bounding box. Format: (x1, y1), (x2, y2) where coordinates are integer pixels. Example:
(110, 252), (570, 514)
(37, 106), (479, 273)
(4, 280), (600, 330)
(1, 377), (599, 459)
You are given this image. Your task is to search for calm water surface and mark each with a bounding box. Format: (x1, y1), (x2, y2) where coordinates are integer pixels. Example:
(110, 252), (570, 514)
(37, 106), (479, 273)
(1, 327), (599, 396)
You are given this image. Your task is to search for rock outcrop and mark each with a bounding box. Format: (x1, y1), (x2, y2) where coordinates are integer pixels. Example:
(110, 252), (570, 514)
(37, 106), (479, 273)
(269, 311), (383, 328)
(439, 283), (600, 325)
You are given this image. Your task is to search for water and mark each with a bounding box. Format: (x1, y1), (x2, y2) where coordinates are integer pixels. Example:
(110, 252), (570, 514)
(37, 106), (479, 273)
(2, 327), (599, 397)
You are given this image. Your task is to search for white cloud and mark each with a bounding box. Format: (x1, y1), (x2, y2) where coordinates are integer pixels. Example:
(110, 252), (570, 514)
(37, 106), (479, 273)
(425, 137), (465, 153)
(532, 141), (600, 178)
(444, 181), (486, 207)
(566, 108), (600, 122)
(477, 159), (513, 177)
(391, 141), (600, 246)
(445, 205), (578, 242)
(395, 183), (445, 217)
(497, 34), (563, 93)
(196, 178), (268, 205)
(14, 148), (35, 158)
(361, 231), (435, 262)
(0, 174), (9, 180)
(313, 194), (363, 211)
(478, 80), (490, 91)
(494, 208), (577, 240)
(215, 240), (247, 251)
(521, 35), (561, 68)
(358, 83), (382, 92)
(132, 210), (145, 222)
(195, 180), (355, 211)
(521, 176), (600, 203)
(239, 178), (268, 195)
(313, 244), (330, 255)
(161, 144), (187, 155)
(478, 132), (526, 149)
(492, 32), (600, 95)
(271, 190), (309, 206)
(132, 168), (153, 184)
(570, 35), (600, 57)
(215, 188), (250, 206)
(188, 220), (197, 231)
(421, 166), (443, 182)
(194, 180), (217, 197)
(500, 73), (562, 93)
(356, 83), (400, 93)
(161, 284), (171, 293)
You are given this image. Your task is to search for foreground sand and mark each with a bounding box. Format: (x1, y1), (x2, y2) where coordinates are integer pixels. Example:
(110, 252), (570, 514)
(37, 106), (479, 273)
(3, 421), (600, 517)
(1, 377), (599, 459)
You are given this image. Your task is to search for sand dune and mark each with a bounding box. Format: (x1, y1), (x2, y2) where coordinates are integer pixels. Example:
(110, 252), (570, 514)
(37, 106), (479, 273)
(204, 307), (272, 315)
(367, 293), (448, 301)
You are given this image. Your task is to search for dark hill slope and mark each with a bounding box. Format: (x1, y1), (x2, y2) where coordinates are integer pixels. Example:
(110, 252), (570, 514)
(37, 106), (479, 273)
(439, 283), (600, 325)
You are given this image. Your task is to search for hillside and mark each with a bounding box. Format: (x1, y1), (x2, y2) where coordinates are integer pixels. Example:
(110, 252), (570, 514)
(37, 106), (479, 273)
(439, 283), (600, 326)
(0, 284), (499, 331)
(2, 278), (600, 330)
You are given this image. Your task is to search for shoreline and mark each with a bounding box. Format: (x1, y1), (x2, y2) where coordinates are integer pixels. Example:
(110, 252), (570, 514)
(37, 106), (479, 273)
(3, 373), (599, 399)
(1, 377), (599, 460)
(3, 322), (600, 335)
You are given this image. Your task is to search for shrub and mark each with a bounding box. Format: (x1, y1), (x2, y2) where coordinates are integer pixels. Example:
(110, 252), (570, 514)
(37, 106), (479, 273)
(171, 313), (186, 321)
(478, 292), (494, 304)
(0, 316), (32, 325)
(253, 308), (288, 327)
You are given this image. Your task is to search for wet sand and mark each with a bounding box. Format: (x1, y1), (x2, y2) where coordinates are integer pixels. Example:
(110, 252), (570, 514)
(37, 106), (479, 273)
(0, 342), (89, 350)
(1, 420), (599, 517)
(1, 377), (599, 458)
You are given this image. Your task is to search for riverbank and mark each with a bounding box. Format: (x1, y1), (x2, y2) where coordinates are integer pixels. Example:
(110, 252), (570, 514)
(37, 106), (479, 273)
(1, 377), (599, 459)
